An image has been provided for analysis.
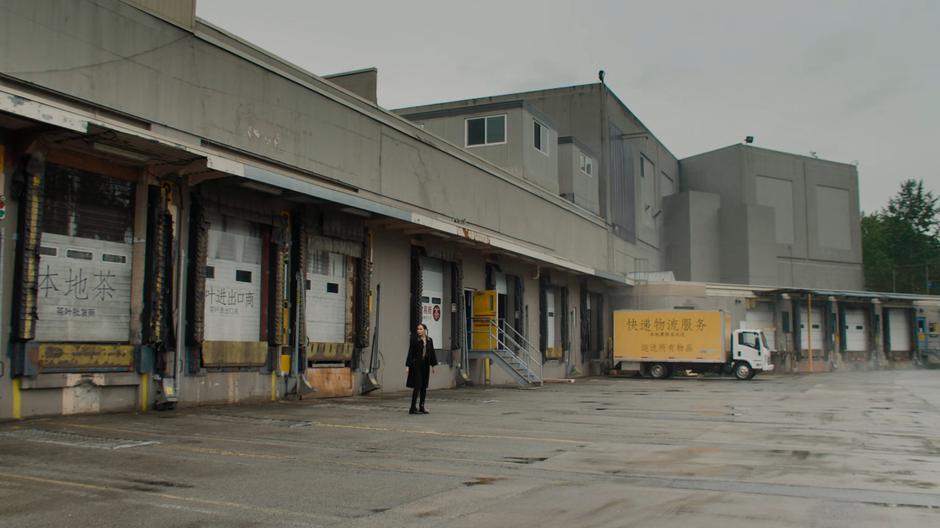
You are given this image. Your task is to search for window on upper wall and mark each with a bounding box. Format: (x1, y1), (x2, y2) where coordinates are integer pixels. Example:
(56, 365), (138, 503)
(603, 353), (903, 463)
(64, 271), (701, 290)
(466, 115), (506, 147)
(533, 120), (549, 155)
(579, 152), (594, 176)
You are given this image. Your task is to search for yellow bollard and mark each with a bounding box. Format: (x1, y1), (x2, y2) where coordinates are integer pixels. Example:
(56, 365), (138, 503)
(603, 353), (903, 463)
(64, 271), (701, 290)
(12, 378), (22, 419)
(139, 374), (149, 412)
(270, 370), (277, 401)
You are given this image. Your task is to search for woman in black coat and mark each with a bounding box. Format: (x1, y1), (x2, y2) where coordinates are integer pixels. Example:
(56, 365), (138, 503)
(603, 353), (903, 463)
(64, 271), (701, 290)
(406, 323), (438, 414)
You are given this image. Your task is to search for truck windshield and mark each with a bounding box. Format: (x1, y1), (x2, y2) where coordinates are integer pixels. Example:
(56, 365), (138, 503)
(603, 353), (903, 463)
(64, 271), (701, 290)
(758, 331), (769, 349)
(739, 332), (759, 348)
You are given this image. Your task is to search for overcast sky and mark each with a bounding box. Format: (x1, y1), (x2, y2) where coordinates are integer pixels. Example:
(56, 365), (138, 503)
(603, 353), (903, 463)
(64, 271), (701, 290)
(197, 0), (939, 214)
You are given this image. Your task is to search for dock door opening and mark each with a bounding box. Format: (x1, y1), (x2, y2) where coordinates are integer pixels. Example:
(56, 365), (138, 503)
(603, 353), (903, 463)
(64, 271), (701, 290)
(35, 164), (135, 343)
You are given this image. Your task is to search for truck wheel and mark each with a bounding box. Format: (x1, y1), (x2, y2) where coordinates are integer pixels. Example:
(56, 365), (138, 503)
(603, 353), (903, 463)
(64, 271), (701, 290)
(734, 362), (752, 380)
(649, 363), (669, 379)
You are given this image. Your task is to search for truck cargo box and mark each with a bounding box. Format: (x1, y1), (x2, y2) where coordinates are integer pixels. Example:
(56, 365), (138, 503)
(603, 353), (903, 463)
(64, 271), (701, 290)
(613, 310), (726, 364)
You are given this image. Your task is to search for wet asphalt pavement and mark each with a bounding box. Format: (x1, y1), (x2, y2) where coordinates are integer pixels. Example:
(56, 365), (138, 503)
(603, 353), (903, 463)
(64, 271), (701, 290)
(2, 370), (940, 527)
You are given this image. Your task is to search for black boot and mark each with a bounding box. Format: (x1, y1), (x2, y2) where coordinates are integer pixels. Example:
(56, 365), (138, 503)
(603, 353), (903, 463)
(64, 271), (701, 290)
(419, 389), (428, 413)
(409, 408), (418, 415)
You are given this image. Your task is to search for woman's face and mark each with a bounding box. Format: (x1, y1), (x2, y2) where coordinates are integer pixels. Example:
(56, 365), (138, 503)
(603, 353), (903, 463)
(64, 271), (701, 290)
(416, 325), (426, 338)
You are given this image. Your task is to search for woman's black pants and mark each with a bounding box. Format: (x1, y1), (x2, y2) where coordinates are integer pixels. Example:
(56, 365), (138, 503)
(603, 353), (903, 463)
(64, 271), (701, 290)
(410, 387), (427, 410)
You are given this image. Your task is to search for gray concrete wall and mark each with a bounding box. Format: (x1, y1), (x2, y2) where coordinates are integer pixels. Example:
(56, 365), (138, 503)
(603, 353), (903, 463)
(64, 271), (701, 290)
(558, 140), (600, 215)
(410, 106), (559, 195)
(409, 108), (520, 182)
(323, 68), (379, 105)
(122, 0), (194, 29)
(743, 146), (810, 259)
(521, 110), (559, 194)
(397, 85), (672, 275)
(603, 93), (678, 257)
(680, 145), (745, 204)
(743, 204), (779, 286)
(0, 1), (614, 281)
(663, 193), (691, 281)
(719, 206), (751, 285)
(178, 371), (273, 408)
(368, 230), (461, 393)
(559, 143), (576, 202)
(680, 144), (862, 289)
(719, 203), (777, 286)
(778, 260), (865, 290)
(688, 192), (723, 282)
(663, 191), (722, 282)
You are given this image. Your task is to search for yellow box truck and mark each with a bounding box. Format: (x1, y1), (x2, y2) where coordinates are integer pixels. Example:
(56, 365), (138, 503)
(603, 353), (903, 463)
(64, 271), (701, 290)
(613, 310), (774, 380)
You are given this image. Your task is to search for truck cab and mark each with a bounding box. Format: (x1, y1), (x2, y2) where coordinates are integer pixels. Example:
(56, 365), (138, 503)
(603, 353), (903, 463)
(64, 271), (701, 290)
(731, 329), (775, 379)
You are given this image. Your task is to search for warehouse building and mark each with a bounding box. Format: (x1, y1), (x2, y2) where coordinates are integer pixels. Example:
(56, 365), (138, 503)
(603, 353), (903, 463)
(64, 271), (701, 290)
(0, 0), (629, 418)
(0, 0), (937, 419)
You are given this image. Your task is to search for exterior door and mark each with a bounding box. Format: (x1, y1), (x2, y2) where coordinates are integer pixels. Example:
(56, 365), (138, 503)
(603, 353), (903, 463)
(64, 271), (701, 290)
(305, 251), (346, 343)
(916, 317), (927, 351)
(799, 307), (824, 351)
(420, 258), (444, 344)
(472, 290), (497, 350)
(888, 308), (911, 352)
(744, 305), (776, 350)
(204, 212), (263, 342)
(844, 309), (867, 352)
(36, 166), (135, 342)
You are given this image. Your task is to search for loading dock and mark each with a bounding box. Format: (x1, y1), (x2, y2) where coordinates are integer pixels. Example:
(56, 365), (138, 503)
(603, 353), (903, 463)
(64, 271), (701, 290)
(886, 307), (913, 362)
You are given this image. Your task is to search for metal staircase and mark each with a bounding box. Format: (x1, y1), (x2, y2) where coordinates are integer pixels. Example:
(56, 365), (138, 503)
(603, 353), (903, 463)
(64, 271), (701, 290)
(469, 318), (543, 386)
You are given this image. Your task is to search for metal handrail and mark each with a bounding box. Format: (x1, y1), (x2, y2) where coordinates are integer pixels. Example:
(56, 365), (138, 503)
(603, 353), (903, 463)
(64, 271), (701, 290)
(470, 317), (542, 385)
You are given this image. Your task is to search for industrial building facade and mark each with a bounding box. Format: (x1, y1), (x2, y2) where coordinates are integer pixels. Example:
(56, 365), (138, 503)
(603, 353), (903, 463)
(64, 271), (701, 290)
(0, 0), (937, 419)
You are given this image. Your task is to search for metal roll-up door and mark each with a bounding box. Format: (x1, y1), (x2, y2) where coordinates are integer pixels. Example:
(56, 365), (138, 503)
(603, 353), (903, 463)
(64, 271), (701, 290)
(306, 251), (347, 343)
(421, 257), (444, 344)
(546, 288), (556, 348)
(888, 308), (911, 352)
(799, 306), (825, 351)
(844, 308), (867, 352)
(35, 165), (135, 343)
(745, 305), (776, 350)
(203, 212), (263, 342)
